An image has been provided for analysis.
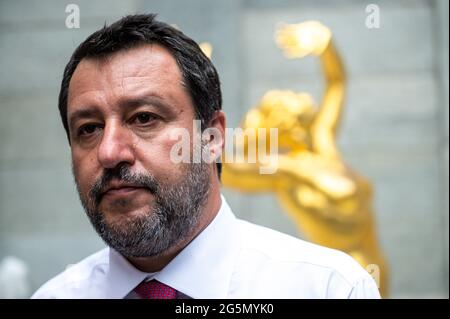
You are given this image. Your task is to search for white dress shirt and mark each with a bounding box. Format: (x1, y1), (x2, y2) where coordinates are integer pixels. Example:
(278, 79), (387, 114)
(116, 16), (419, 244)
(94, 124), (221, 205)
(32, 194), (381, 299)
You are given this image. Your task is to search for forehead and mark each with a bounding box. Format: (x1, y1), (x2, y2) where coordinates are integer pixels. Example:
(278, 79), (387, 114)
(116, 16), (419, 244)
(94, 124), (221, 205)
(68, 44), (190, 114)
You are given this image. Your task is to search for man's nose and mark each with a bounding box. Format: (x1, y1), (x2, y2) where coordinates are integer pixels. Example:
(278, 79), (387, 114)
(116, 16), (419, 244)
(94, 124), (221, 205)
(97, 121), (135, 169)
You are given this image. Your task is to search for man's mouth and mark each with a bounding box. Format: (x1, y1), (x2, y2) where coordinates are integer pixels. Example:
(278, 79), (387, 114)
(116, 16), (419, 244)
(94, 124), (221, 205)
(100, 182), (151, 201)
(103, 186), (147, 197)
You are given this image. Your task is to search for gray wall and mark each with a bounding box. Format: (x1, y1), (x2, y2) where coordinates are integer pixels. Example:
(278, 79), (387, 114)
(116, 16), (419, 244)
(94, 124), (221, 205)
(0, 0), (448, 298)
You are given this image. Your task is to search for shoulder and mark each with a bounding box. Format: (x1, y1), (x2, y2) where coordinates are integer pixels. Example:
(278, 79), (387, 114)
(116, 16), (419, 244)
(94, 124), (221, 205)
(31, 248), (109, 299)
(233, 219), (380, 298)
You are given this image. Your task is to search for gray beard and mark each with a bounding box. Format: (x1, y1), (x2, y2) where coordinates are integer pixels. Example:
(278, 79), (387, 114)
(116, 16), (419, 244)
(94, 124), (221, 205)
(75, 162), (211, 258)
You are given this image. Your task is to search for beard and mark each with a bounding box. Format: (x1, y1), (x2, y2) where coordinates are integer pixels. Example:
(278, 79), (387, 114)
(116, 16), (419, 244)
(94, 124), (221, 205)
(74, 159), (211, 258)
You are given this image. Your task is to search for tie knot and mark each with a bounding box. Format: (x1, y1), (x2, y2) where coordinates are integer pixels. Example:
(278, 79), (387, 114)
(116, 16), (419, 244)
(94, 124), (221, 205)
(134, 279), (177, 299)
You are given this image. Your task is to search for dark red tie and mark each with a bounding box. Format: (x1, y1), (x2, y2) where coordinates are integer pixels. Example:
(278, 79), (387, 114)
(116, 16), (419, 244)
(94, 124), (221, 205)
(134, 279), (177, 299)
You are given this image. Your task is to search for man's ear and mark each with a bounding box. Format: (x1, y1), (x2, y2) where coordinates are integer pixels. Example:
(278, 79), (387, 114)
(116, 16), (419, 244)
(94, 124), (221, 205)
(202, 111), (226, 163)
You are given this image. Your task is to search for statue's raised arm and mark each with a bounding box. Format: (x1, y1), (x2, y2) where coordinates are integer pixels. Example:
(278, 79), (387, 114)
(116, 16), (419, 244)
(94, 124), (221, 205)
(276, 21), (345, 159)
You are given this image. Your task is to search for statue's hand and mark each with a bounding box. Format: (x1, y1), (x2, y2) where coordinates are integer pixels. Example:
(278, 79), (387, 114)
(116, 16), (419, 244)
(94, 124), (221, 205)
(275, 21), (332, 58)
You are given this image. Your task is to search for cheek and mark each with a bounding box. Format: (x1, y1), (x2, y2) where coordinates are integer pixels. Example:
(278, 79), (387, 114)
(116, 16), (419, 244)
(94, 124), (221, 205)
(135, 129), (190, 181)
(71, 150), (98, 194)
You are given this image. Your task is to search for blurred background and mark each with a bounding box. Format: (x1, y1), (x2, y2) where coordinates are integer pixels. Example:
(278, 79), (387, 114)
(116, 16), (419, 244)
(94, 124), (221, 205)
(0, 0), (448, 298)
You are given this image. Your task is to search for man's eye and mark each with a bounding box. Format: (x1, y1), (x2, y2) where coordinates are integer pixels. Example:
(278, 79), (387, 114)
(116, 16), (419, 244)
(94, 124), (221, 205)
(133, 112), (158, 125)
(78, 124), (100, 136)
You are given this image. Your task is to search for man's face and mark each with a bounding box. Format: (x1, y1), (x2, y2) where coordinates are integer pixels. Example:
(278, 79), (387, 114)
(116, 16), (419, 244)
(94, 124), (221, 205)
(67, 44), (211, 257)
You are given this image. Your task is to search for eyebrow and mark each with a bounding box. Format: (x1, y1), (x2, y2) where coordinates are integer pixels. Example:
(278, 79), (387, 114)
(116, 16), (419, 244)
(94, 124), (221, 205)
(119, 95), (174, 115)
(68, 108), (101, 132)
(68, 94), (175, 131)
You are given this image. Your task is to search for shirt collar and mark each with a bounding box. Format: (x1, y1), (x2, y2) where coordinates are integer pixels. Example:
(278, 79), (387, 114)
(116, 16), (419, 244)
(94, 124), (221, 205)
(105, 194), (241, 299)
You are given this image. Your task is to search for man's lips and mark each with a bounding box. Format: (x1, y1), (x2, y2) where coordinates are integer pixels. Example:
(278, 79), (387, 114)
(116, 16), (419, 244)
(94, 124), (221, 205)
(102, 186), (149, 198)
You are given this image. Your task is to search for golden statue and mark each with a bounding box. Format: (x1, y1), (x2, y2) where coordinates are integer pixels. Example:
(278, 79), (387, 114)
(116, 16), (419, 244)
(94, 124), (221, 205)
(221, 21), (388, 296)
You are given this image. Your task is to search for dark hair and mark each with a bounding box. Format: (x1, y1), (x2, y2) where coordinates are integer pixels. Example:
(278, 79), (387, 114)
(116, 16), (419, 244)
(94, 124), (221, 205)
(59, 14), (222, 177)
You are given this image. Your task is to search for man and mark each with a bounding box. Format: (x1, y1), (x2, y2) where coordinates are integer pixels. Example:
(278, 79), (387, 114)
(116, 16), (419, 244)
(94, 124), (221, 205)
(32, 14), (380, 299)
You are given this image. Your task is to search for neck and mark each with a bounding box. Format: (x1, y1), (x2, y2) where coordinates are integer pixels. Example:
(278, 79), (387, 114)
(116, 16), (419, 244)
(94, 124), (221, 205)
(126, 176), (222, 273)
